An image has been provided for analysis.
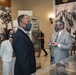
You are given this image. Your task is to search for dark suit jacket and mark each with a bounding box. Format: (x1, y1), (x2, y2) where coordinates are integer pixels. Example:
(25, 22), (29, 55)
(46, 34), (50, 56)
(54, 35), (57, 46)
(12, 28), (36, 75)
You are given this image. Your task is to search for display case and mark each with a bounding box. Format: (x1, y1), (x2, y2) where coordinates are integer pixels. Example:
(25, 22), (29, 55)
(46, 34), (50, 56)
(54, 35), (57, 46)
(30, 17), (41, 69)
(30, 17), (41, 51)
(32, 55), (76, 75)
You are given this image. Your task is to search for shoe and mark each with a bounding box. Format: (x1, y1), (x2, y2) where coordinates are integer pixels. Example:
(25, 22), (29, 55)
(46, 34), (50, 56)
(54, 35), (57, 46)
(44, 54), (48, 56)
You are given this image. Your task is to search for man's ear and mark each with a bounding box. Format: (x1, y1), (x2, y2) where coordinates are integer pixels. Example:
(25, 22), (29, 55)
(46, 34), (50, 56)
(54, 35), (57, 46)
(20, 22), (22, 25)
(20, 22), (24, 26)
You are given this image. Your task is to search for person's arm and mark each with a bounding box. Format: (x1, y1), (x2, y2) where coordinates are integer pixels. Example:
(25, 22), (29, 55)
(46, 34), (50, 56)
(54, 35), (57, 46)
(58, 33), (72, 50)
(49, 34), (55, 47)
(0, 41), (5, 58)
(37, 36), (44, 39)
(37, 32), (44, 39)
(48, 39), (52, 47)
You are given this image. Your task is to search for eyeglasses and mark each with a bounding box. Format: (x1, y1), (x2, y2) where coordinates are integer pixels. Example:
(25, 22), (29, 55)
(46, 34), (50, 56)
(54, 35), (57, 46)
(21, 21), (26, 24)
(54, 24), (61, 26)
(21, 21), (31, 24)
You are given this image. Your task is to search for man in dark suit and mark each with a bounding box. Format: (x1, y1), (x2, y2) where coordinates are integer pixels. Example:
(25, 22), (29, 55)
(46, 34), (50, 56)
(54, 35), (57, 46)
(12, 15), (36, 75)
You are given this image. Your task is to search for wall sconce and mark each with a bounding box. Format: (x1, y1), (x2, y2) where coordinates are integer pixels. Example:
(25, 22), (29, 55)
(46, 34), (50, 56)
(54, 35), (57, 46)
(49, 18), (53, 24)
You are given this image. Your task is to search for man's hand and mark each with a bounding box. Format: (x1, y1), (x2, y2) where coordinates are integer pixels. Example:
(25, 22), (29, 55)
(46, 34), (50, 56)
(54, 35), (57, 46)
(52, 42), (58, 47)
(37, 37), (41, 39)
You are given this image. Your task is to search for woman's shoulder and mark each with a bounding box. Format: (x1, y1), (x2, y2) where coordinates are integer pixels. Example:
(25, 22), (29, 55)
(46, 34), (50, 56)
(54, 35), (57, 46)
(1, 40), (9, 44)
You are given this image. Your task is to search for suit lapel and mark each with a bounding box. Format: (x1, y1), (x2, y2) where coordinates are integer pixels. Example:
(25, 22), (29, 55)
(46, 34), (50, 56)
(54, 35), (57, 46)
(8, 40), (13, 51)
(57, 30), (65, 42)
(52, 33), (57, 42)
(18, 28), (29, 38)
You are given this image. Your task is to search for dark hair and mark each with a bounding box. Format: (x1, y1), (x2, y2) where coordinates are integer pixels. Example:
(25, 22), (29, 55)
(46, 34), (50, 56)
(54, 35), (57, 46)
(6, 29), (15, 40)
(17, 14), (28, 25)
(8, 29), (14, 34)
(55, 20), (65, 27)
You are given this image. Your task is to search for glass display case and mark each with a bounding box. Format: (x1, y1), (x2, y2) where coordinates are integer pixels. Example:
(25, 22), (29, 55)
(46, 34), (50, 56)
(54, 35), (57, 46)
(30, 17), (41, 70)
(32, 55), (76, 75)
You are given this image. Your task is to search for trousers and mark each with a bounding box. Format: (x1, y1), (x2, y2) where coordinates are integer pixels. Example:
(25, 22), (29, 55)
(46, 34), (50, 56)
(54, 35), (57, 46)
(3, 57), (16, 75)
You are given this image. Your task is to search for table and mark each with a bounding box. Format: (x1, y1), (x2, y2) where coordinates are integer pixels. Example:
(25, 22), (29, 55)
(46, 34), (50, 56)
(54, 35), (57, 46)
(32, 55), (76, 75)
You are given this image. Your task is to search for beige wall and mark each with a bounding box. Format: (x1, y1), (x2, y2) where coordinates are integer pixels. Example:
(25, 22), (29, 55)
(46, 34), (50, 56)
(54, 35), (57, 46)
(11, 0), (25, 19)
(11, 0), (54, 49)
